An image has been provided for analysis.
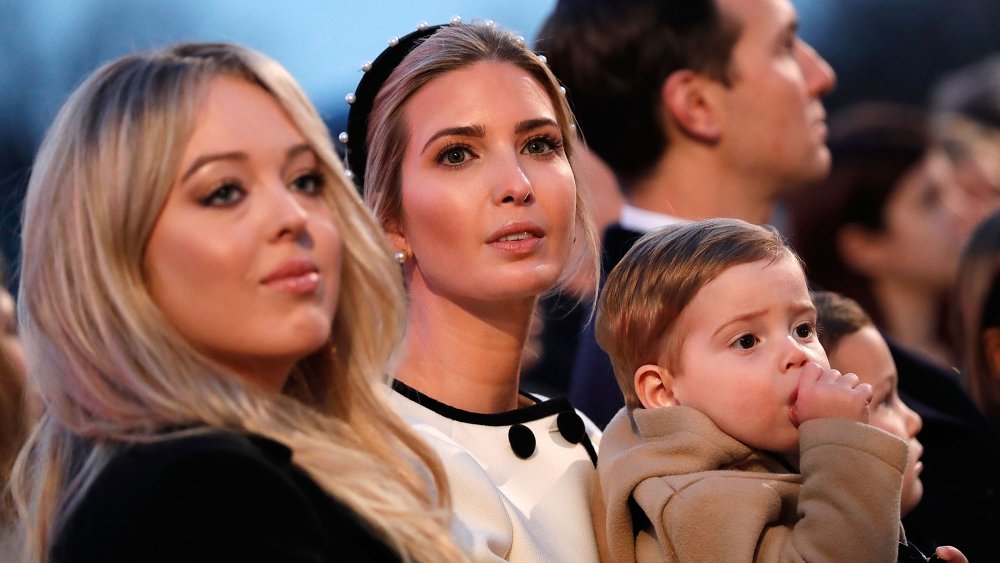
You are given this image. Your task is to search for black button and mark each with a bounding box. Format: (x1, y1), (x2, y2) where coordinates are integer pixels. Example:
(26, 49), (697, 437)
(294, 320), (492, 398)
(557, 411), (585, 444)
(508, 424), (536, 459)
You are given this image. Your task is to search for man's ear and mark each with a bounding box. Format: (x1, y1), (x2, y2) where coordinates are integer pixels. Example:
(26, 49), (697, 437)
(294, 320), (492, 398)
(634, 364), (678, 409)
(661, 70), (722, 142)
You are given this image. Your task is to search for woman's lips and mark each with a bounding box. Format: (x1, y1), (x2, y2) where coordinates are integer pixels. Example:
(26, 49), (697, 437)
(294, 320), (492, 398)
(487, 222), (544, 253)
(261, 259), (321, 294)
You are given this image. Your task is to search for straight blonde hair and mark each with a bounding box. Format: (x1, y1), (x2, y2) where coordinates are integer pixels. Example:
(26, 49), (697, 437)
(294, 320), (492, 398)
(12, 43), (463, 562)
(596, 219), (797, 409)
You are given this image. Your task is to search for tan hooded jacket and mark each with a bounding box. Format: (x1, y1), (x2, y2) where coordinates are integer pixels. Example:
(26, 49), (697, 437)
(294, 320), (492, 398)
(595, 406), (908, 562)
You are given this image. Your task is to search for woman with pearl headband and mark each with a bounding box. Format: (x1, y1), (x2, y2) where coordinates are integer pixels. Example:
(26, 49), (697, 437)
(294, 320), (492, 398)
(344, 20), (603, 562)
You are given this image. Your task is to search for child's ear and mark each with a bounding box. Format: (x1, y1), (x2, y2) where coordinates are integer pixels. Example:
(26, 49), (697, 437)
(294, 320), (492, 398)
(634, 364), (678, 409)
(660, 70), (722, 142)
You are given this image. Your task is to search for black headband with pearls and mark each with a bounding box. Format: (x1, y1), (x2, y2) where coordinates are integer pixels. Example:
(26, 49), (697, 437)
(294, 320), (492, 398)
(342, 20), (452, 192)
(341, 17), (545, 193)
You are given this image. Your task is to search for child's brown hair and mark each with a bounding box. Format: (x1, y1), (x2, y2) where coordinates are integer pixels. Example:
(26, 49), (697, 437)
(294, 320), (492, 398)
(596, 218), (799, 409)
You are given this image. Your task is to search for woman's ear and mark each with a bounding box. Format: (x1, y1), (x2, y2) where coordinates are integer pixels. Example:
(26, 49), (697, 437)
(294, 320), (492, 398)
(634, 364), (678, 409)
(384, 221), (410, 257)
(836, 223), (888, 276)
(981, 327), (1000, 380)
(661, 70), (722, 143)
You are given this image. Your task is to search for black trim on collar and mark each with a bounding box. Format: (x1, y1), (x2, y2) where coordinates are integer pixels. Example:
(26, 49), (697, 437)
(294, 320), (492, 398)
(392, 379), (570, 426)
(391, 379), (599, 466)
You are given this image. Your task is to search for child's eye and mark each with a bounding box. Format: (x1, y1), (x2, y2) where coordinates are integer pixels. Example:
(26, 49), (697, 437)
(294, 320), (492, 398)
(881, 391), (897, 407)
(733, 334), (759, 350)
(200, 181), (245, 207)
(794, 322), (815, 339)
(290, 171), (326, 196)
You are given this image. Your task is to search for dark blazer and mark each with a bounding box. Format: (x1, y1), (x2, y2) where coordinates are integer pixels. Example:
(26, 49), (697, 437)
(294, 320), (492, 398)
(569, 223), (644, 428)
(52, 432), (400, 562)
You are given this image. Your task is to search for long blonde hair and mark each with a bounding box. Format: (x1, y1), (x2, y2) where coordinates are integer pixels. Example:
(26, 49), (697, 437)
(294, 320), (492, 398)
(12, 43), (463, 562)
(364, 23), (599, 291)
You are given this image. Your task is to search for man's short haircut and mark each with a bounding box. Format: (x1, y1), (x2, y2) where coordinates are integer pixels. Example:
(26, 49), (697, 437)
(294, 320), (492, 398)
(537, 0), (740, 189)
(596, 218), (797, 409)
(811, 290), (873, 356)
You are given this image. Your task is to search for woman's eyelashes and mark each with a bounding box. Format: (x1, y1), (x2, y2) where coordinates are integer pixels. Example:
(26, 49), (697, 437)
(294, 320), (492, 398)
(521, 134), (564, 157)
(200, 180), (245, 207)
(290, 170), (327, 195)
(433, 133), (565, 168)
(436, 144), (477, 167)
(198, 170), (326, 207)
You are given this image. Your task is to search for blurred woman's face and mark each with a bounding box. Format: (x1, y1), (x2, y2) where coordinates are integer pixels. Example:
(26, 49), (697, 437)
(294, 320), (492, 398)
(144, 76), (342, 392)
(394, 61), (576, 304)
(876, 159), (966, 291)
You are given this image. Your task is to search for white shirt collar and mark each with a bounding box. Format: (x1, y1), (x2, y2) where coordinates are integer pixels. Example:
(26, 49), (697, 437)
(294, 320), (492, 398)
(618, 203), (687, 233)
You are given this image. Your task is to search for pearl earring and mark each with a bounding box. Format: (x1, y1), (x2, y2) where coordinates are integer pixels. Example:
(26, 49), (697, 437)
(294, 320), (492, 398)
(394, 250), (408, 264)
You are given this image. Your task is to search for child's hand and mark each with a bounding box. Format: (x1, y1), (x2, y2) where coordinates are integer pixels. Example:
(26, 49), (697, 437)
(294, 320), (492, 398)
(790, 362), (872, 426)
(930, 545), (968, 562)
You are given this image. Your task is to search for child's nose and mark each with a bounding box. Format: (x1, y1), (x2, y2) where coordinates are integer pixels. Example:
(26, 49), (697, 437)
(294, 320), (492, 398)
(782, 338), (811, 372)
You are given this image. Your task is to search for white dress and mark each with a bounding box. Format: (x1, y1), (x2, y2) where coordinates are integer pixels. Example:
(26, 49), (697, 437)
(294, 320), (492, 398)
(388, 380), (602, 563)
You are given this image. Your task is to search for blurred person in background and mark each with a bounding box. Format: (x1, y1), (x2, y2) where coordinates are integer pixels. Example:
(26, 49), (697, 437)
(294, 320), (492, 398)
(929, 53), (1000, 237)
(785, 103), (961, 367)
(785, 102), (1000, 562)
(953, 209), (1000, 431)
(814, 290), (969, 562)
(537, 0), (837, 428)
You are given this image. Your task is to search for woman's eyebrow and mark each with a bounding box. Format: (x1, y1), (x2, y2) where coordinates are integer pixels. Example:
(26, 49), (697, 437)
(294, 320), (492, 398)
(420, 124), (486, 155)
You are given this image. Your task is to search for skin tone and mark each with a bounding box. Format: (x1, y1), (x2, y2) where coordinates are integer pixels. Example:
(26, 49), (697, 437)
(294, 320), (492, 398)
(636, 0), (836, 224)
(145, 76), (342, 394)
(826, 326), (924, 515)
(635, 255), (872, 464)
(388, 61), (576, 413)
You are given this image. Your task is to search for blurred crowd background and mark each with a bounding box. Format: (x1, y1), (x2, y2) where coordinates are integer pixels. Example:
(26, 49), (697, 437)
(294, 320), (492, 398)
(2, 0), (1000, 288)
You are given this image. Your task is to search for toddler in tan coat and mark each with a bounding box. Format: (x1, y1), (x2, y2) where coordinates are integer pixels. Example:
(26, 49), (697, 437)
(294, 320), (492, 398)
(593, 219), (915, 562)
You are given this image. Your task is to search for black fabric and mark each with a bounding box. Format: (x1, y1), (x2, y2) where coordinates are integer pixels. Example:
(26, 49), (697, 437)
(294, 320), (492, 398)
(525, 224), (647, 402)
(892, 339), (1000, 562)
(568, 223), (644, 428)
(521, 291), (588, 397)
(52, 432), (400, 563)
(345, 24), (444, 192)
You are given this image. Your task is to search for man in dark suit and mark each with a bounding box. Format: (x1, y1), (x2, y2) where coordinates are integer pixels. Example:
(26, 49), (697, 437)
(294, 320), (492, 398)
(537, 0), (836, 426)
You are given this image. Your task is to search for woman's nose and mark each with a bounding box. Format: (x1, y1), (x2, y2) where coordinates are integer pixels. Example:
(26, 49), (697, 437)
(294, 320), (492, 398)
(492, 153), (534, 206)
(268, 184), (310, 242)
